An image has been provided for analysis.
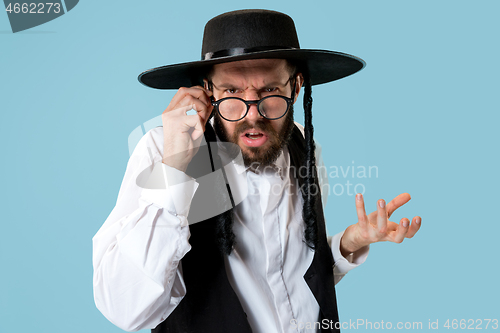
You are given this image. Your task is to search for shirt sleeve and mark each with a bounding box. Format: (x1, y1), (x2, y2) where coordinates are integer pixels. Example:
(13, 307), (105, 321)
(92, 128), (197, 332)
(329, 231), (369, 285)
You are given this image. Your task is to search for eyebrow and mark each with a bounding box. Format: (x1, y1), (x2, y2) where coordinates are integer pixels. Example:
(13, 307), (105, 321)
(213, 83), (240, 90)
(264, 80), (289, 87)
(212, 80), (288, 90)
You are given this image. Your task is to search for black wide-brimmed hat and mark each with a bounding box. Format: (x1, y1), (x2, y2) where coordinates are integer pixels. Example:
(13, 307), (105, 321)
(138, 9), (365, 89)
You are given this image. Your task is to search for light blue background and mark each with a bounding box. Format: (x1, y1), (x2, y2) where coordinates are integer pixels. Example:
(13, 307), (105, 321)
(1, 1), (498, 332)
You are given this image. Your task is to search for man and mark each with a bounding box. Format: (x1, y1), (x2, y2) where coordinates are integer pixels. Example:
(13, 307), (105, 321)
(93, 9), (421, 333)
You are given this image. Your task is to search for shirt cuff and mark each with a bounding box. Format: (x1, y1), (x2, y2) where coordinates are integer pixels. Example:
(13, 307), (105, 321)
(163, 163), (199, 216)
(330, 230), (370, 276)
(140, 163), (199, 219)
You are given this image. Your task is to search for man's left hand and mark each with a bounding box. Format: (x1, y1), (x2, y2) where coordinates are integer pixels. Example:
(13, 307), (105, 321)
(340, 193), (421, 257)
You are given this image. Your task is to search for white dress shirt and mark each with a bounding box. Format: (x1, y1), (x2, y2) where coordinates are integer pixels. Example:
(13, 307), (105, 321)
(92, 123), (369, 332)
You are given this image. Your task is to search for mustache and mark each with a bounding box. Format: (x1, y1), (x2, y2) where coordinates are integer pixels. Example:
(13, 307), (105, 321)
(234, 119), (276, 136)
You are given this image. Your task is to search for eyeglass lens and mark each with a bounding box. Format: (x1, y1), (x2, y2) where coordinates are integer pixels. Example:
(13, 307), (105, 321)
(218, 96), (289, 120)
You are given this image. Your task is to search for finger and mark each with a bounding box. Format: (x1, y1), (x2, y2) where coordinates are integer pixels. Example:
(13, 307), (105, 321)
(189, 85), (212, 114)
(406, 216), (421, 238)
(376, 199), (387, 234)
(166, 104), (199, 118)
(191, 85), (211, 105)
(181, 113), (205, 130)
(202, 81), (213, 97)
(181, 114), (205, 141)
(386, 193), (411, 218)
(165, 95), (209, 116)
(194, 101), (213, 125)
(165, 103), (211, 142)
(177, 86), (211, 106)
(165, 99), (211, 126)
(392, 218), (410, 243)
(190, 99), (212, 125)
(167, 86), (211, 112)
(355, 193), (369, 229)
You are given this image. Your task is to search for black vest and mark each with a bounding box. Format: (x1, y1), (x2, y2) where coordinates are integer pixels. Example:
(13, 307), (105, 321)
(153, 124), (340, 333)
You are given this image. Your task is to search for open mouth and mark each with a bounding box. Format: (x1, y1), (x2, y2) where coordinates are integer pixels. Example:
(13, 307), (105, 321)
(240, 129), (269, 147)
(245, 132), (264, 140)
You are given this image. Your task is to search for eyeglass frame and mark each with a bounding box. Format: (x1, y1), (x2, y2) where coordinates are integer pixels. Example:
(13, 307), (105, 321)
(208, 76), (297, 122)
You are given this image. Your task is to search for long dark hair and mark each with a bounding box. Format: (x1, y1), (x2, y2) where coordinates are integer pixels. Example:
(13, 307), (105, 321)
(302, 74), (318, 250)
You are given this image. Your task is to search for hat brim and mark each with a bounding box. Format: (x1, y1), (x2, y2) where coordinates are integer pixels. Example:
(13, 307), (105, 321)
(138, 49), (365, 89)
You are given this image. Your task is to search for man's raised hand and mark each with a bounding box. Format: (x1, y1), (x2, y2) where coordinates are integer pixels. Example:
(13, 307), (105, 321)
(340, 193), (421, 257)
(161, 86), (213, 172)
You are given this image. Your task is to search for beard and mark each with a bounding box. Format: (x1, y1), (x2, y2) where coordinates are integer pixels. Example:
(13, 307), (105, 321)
(213, 105), (295, 170)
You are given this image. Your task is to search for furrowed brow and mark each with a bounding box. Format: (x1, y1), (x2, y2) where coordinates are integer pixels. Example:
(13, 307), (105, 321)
(212, 82), (243, 90)
(262, 80), (289, 88)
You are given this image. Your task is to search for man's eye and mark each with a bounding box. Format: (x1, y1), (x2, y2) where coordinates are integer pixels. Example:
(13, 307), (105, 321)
(225, 89), (238, 94)
(264, 87), (278, 93)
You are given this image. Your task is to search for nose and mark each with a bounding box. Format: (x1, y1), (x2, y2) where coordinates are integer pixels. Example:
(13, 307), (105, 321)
(245, 102), (262, 122)
(244, 91), (263, 122)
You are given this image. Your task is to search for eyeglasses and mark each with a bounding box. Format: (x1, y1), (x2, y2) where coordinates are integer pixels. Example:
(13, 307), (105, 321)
(209, 77), (296, 122)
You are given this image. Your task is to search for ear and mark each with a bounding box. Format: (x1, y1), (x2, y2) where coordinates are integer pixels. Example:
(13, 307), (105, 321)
(293, 73), (304, 104)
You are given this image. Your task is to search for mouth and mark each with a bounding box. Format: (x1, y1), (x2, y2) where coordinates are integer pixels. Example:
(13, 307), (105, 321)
(244, 132), (264, 139)
(240, 129), (269, 147)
